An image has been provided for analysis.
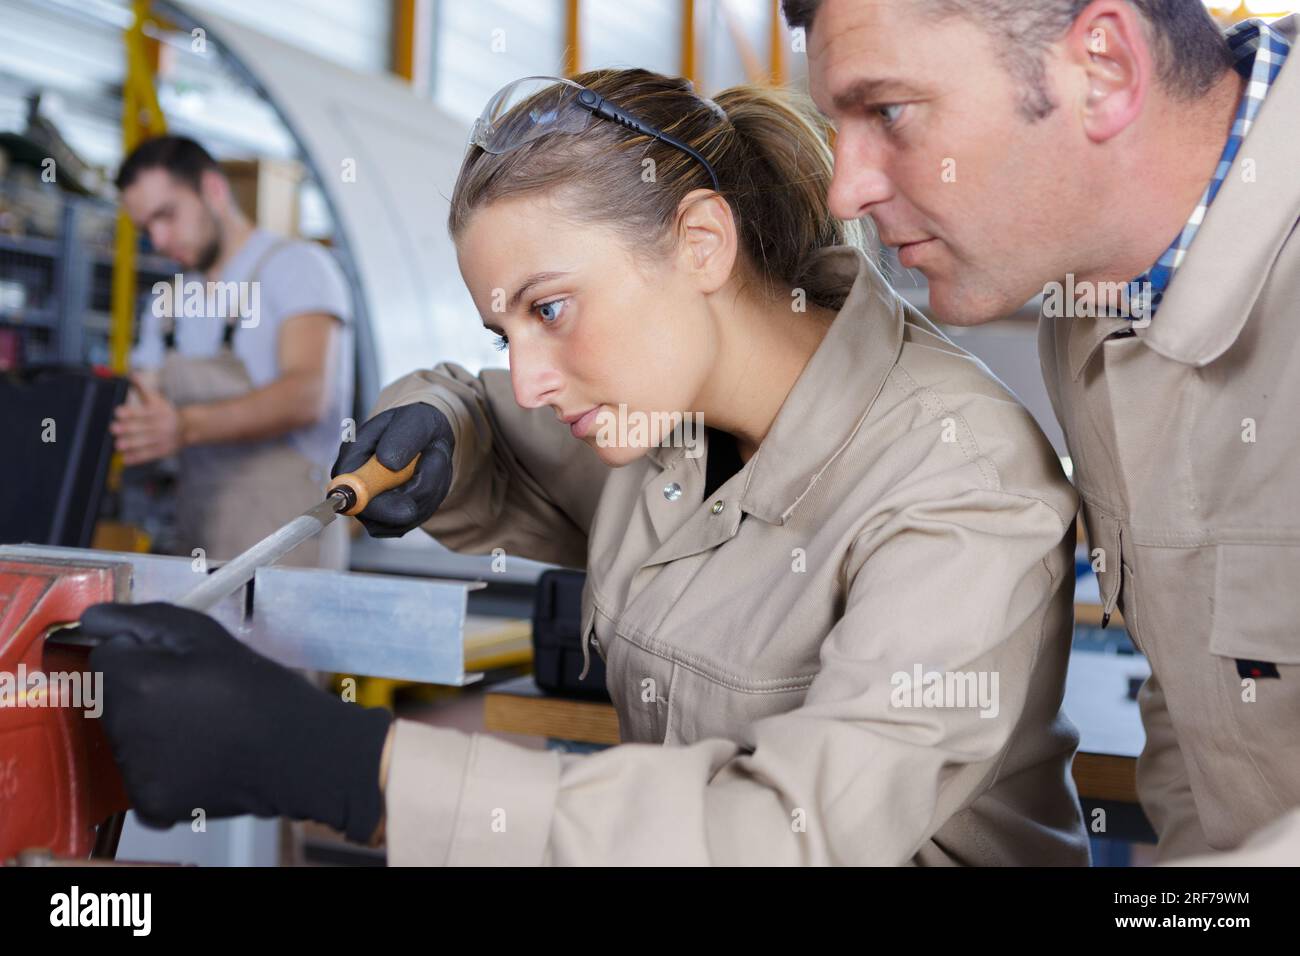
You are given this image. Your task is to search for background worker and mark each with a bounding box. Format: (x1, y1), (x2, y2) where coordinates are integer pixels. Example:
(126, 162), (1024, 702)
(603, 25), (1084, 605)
(112, 135), (354, 569)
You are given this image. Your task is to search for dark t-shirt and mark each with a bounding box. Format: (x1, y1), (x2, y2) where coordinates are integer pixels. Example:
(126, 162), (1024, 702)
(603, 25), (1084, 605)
(702, 426), (744, 502)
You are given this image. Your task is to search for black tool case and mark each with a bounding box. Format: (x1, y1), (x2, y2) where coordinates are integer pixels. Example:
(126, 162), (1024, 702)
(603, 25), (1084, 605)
(0, 365), (128, 547)
(531, 568), (610, 700)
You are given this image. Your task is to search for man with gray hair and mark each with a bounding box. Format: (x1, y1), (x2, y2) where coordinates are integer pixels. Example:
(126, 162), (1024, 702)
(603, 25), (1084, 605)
(784, 0), (1298, 860)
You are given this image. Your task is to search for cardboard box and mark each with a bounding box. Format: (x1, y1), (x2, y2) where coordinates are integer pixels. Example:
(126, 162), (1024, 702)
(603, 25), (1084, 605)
(220, 157), (303, 238)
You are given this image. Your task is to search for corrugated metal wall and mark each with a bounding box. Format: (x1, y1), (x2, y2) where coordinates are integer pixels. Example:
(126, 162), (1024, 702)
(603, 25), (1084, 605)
(582, 0), (681, 77)
(184, 0), (390, 74)
(0, 0), (391, 169)
(431, 0), (789, 122)
(432, 0), (568, 123)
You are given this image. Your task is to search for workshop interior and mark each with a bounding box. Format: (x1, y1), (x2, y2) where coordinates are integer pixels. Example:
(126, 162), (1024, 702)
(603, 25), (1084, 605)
(1, 0), (1297, 880)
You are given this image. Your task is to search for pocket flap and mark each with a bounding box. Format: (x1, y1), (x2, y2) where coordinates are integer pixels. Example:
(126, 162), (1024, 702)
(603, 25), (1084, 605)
(1081, 508), (1123, 618)
(1210, 543), (1300, 664)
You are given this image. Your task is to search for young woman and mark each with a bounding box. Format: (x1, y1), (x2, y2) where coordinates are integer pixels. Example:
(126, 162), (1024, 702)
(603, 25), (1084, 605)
(83, 69), (1089, 866)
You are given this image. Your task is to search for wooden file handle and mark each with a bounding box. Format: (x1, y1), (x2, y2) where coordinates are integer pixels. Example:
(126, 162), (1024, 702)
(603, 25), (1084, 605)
(328, 453), (420, 517)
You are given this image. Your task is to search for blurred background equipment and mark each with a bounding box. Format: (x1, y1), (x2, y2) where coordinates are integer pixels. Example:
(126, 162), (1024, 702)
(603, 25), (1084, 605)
(0, 366), (127, 548)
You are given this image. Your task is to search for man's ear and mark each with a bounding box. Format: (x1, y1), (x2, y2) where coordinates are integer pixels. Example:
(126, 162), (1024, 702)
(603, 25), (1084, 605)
(674, 189), (738, 295)
(199, 168), (231, 209)
(1065, 0), (1152, 143)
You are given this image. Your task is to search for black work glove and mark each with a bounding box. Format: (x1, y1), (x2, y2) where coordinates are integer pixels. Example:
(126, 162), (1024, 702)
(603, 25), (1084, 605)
(82, 602), (393, 843)
(331, 402), (455, 538)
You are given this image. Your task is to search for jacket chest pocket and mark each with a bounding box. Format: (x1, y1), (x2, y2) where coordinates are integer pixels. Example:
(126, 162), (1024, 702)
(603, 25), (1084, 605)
(1210, 543), (1300, 666)
(600, 630), (673, 743)
(664, 665), (812, 746)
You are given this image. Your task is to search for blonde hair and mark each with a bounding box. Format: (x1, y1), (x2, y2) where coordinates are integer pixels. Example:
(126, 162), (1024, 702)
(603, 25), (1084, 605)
(449, 68), (870, 310)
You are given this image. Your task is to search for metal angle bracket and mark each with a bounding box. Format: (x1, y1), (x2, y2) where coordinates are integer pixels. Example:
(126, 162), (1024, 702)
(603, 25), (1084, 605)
(0, 544), (486, 685)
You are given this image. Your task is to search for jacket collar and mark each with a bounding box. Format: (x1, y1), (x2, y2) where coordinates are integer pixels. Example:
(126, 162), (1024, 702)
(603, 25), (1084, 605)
(1066, 313), (1136, 381)
(1135, 13), (1300, 367)
(647, 244), (904, 525)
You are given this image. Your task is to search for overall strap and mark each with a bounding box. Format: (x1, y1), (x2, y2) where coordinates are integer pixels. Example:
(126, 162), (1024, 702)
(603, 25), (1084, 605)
(162, 237), (296, 352)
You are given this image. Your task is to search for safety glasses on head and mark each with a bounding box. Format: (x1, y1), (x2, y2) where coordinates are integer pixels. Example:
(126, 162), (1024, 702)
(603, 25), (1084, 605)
(468, 75), (722, 193)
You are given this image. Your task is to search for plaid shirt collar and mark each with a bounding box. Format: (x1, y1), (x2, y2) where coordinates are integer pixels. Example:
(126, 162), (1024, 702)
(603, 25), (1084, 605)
(1129, 18), (1291, 322)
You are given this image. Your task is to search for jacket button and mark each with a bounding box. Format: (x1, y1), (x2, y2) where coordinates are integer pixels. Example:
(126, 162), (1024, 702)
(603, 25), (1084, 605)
(663, 482), (682, 501)
(710, 500), (724, 514)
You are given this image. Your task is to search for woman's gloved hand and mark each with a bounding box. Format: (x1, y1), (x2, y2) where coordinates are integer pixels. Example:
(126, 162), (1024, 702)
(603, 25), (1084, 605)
(331, 403), (456, 538)
(81, 602), (393, 843)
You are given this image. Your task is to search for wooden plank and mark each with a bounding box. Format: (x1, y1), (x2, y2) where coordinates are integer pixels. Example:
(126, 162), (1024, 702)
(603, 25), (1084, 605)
(486, 675), (1143, 802)
(1072, 752), (1138, 803)
(484, 685), (620, 745)
(1075, 603), (1125, 629)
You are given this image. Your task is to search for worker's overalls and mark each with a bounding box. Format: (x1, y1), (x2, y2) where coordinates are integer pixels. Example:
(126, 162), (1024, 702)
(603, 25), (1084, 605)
(158, 240), (348, 571)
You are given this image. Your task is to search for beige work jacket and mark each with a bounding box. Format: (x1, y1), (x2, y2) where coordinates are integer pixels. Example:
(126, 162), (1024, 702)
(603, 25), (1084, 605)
(381, 245), (1089, 865)
(1038, 14), (1300, 860)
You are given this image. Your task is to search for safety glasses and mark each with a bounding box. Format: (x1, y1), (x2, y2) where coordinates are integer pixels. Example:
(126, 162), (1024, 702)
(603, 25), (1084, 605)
(468, 75), (721, 193)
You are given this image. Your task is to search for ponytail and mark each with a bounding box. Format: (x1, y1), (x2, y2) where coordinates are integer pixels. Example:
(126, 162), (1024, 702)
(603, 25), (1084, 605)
(712, 83), (872, 307)
(450, 69), (871, 310)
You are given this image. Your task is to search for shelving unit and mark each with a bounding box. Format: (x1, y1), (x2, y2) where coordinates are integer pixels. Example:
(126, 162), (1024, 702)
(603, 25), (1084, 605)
(0, 185), (177, 368)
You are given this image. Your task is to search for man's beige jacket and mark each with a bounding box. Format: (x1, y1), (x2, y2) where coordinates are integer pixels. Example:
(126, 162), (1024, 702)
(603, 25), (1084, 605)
(1039, 13), (1300, 860)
